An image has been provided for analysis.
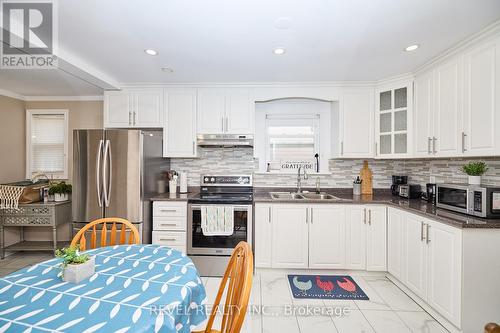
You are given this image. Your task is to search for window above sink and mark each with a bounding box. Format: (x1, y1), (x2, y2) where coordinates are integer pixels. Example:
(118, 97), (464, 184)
(255, 98), (333, 174)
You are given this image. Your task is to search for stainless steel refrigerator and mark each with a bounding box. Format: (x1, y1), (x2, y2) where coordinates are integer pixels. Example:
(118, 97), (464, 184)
(72, 129), (169, 244)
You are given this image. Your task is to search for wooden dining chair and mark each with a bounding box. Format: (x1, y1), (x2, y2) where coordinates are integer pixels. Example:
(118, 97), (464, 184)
(485, 323), (500, 333)
(71, 217), (140, 251)
(194, 241), (253, 333)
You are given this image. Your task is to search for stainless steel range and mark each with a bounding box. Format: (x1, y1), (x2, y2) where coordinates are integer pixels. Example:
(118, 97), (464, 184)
(188, 175), (253, 276)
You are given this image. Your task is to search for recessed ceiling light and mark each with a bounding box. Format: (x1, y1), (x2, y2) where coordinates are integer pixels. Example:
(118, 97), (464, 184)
(144, 49), (158, 56)
(161, 67), (174, 73)
(405, 44), (419, 52)
(273, 48), (286, 55)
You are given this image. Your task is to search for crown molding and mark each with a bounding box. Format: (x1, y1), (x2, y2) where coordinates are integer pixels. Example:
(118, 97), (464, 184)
(414, 19), (500, 74)
(0, 88), (26, 101)
(24, 95), (103, 101)
(117, 80), (380, 90)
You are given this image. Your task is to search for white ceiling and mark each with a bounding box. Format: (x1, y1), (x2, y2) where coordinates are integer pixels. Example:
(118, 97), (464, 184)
(2, 0), (500, 96)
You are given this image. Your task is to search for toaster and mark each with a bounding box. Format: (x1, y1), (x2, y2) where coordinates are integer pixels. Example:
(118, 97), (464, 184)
(399, 184), (422, 199)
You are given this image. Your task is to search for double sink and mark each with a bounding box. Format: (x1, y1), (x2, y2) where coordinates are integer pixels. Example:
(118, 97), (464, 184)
(269, 192), (342, 201)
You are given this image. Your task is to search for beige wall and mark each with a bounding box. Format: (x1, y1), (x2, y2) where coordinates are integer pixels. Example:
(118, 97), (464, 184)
(25, 100), (103, 182)
(1, 98), (103, 247)
(0, 95), (26, 184)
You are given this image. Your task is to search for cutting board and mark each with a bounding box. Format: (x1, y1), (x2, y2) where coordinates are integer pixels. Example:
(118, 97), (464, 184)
(360, 160), (373, 195)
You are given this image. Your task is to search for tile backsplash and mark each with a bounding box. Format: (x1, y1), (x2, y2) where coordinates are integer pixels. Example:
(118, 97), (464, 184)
(170, 148), (500, 188)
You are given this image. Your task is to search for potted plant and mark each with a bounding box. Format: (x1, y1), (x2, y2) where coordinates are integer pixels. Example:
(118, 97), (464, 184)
(462, 161), (488, 185)
(48, 181), (72, 202)
(55, 245), (95, 284)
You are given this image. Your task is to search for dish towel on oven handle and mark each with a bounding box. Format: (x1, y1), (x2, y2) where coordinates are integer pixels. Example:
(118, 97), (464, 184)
(201, 205), (234, 236)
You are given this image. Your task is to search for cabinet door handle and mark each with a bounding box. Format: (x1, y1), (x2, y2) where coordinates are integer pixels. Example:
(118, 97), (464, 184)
(160, 209), (177, 212)
(363, 208), (367, 224)
(192, 141), (195, 155)
(129, 111), (132, 125)
(462, 132), (467, 153)
(432, 137), (437, 154)
(225, 116), (229, 132)
(310, 208), (313, 224)
(427, 137), (432, 154)
(268, 206), (271, 223)
(222, 117), (224, 132)
(368, 209), (371, 225)
(374, 142), (378, 156)
(341, 141), (344, 156)
(159, 223), (177, 226)
(133, 111), (137, 126)
(306, 208), (309, 224)
(159, 238), (177, 241)
(426, 224), (431, 244)
(421, 222), (425, 241)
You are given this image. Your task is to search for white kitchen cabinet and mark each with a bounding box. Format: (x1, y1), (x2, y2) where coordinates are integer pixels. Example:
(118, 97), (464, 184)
(152, 201), (187, 253)
(387, 207), (405, 281)
(403, 212), (428, 300)
(104, 89), (163, 128)
(365, 205), (387, 271)
(134, 89), (164, 127)
(197, 88), (254, 135)
(346, 205), (386, 271)
(375, 81), (412, 158)
(271, 204), (309, 268)
(414, 60), (462, 157)
(434, 58), (462, 157)
(309, 205), (346, 269)
(197, 88), (226, 134)
(345, 205), (366, 270)
(426, 219), (462, 327)
(226, 88), (255, 134)
(414, 71), (434, 157)
(254, 204), (272, 268)
(462, 40), (500, 156)
(339, 88), (374, 158)
(104, 91), (132, 127)
(391, 207), (462, 328)
(163, 89), (197, 157)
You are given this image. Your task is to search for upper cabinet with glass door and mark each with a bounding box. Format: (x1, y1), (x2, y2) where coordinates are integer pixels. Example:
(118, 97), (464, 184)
(375, 81), (413, 158)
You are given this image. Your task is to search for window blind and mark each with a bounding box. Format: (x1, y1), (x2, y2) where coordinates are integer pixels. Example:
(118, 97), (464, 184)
(30, 113), (65, 175)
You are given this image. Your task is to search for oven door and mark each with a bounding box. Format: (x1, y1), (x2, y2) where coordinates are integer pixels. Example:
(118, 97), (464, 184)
(436, 185), (471, 214)
(187, 204), (252, 255)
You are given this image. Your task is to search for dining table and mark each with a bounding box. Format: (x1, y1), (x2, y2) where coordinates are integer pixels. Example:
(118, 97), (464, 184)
(0, 244), (208, 332)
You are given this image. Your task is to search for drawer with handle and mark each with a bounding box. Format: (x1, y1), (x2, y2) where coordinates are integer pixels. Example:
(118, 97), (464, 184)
(153, 217), (186, 231)
(152, 231), (186, 247)
(153, 202), (187, 217)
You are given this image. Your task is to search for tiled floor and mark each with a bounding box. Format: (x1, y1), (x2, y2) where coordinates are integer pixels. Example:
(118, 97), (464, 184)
(0, 253), (449, 333)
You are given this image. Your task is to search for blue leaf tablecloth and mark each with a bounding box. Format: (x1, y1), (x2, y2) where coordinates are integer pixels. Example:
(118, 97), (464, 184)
(0, 245), (207, 332)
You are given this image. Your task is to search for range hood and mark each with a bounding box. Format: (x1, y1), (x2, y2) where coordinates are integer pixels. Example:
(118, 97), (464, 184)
(197, 134), (254, 147)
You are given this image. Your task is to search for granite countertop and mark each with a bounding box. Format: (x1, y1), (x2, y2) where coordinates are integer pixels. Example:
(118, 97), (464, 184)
(18, 200), (71, 207)
(253, 188), (500, 229)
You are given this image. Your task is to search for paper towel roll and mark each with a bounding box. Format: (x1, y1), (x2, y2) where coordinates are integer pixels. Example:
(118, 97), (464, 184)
(179, 172), (188, 193)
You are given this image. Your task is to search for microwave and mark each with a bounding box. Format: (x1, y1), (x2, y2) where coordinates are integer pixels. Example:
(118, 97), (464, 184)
(436, 184), (500, 218)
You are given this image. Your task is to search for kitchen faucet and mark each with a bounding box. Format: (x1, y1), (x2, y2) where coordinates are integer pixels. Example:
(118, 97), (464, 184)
(296, 166), (308, 193)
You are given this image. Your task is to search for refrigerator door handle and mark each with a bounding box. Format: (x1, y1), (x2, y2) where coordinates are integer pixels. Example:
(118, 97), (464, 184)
(103, 139), (113, 207)
(96, 139), (104, 207)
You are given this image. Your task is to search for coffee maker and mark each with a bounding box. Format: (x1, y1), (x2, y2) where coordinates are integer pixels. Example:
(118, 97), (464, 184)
(422, 183), (437, 204)
(391, 175), (408, 196)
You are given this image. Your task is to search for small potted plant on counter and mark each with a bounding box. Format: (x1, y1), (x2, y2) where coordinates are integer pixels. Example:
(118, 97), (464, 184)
(55, 245), (94, 284)
(462, 161), (488, 185)
(48, 181), (72, 202)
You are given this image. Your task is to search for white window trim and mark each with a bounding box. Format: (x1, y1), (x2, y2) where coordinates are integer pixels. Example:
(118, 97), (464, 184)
(26, 109), (69, 180)
(264, 114), (321, 174)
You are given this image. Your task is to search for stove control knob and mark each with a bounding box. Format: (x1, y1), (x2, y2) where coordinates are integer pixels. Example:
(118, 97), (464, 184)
(211, 177), (215, 182)
(204, 177), (209, 182)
